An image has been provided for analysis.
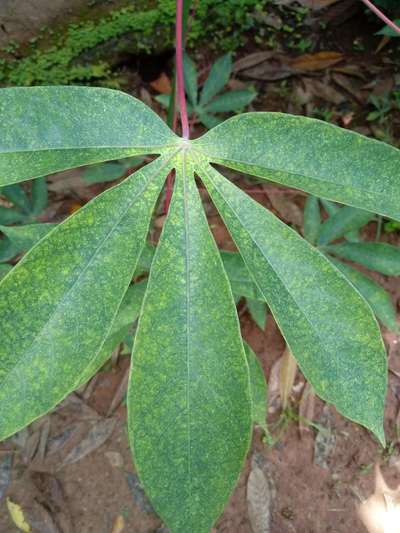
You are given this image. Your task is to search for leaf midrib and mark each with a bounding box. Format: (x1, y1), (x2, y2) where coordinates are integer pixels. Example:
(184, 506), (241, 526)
(182, 150), (193, 516)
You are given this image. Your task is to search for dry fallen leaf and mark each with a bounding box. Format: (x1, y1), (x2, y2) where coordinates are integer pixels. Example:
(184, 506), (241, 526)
(111, 515), (126, 533)
(290, 51), (344, 72)
(247, 453), (276, 533)
(7, 498), (31, 532)
(299, 383), (316, 437)
(279, 348), (298, 409)
(268, 194), (303, 228)
(358, 464), (400, 533)
(150, 72), (172, 94)
(60, 417), (116, 468)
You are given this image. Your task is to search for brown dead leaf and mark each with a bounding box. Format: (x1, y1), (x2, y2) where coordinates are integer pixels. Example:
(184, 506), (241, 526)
(302, 77), (346, 105)
(111, 515), (125, 533)
(233, 52), (275, 73)
(358, 464), (400, 533)
(290, 52), (344, 72)
(299, 383), (316, 437)
(332, 72), (366, 104)
(60, 417), (116, 468)
(150, 72), (172, 94)
(247, 453), (276, 533)
(268, 357), (282, 414)
(237, 54), (293, 81)
(296, 0), (341, 8)
(268, 195), (303, 227)
(279, 348), (298, 410)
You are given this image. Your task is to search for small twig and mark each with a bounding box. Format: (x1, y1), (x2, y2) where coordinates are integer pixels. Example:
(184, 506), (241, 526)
(360, 0), (400, 35)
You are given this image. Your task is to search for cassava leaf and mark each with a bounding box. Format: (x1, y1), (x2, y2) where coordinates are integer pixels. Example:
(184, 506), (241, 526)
(30, 177), (48, 216)
(203, 90), (256, 113)
(199, 53), (232, 107)
(0, 206), (27, 225)
(303, 195), (320, 245)
(0, 237), (19, 263)
(317, 206), (374, 245)
(0, 155), (173, 441)
(193, 113), (400, 221)
(244, 342), (268, 432)
(1, 184), (30, 213)
(74, 280), (147, 390)
(183, 54), (198, 106)
(327, 255), (399, 333)
(0, 263), (12, 280)
(129, 153), (251, 533)
(0, 223), (56, 252)
(198, 161), (387, 444)
(325, 242), (400, 276)
(0, 87), (178, 186)
(247, 299), (268, 330)
(198, 112), (223, 130)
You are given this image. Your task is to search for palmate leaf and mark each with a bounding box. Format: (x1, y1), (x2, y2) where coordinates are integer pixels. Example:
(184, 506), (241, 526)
(128, 153), (251, 533)
(1, 85), (400, 533)
(196, 161), (387, 444)
(0, 154), (173, 440)
(0, 87), (178, 186)
(192, 113), (400, 221)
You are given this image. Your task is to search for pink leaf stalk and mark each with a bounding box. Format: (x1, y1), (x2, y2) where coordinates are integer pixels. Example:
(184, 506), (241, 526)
(176, 0), (190, 139)
(360, 0), (400, 35)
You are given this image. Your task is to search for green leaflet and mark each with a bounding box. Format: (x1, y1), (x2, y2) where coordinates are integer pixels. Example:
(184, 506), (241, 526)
(317, 206), (374, 245)
(247, 299), (268, 330)
(0, 263), (12, 280)
(136, 242), (265, 303)
(244, 342), (268, 433)
(74, 280), (147, 390)
(0, 87), (178, 186)
(327, 256), (399, 333)
(192, 113), (400, 221)
(199, 53), (232, 107)
(129, 153), (251, 533)
(325, 242), (400, 276)
(0, 223), (56, 252)
(198, 161), (387, 444)
(303, 195), (321, 245)
(0, 155), (172, 441)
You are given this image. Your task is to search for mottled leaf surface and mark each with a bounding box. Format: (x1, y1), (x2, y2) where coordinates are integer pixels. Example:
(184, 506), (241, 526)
(317, 206), (374, 245)
(0, 87), (178, 186)
(326, 256), (399, 333)
(74, 280), (147, 390)
(0, 156), (172, 440)
(129, 153), (251, 533)
(325, 242), (400, 276)
(192, 113), (400, 220)
(198, 161), (387, 444)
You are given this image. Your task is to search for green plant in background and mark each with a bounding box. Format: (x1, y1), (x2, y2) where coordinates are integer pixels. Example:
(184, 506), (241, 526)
(0, 178), (49, 270)
(367, 93), (392, 123)
(156, 53), (256, 129)
(303, 196), (400, 333)
(0, 83), (399, 531)
(0, 0), (268, 87)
